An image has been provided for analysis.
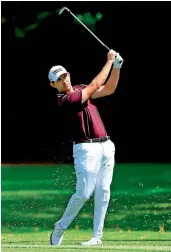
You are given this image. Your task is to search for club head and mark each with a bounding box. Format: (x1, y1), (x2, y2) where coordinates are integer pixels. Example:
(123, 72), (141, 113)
(59, 7), (70, 15)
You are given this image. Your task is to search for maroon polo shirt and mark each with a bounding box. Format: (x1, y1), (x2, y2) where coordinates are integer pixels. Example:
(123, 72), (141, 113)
(57, 84), (108, 143)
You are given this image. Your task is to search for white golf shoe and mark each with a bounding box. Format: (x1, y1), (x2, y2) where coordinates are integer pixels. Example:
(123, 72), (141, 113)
(50, 222), (65, 246)
(81, 237), (102, 246)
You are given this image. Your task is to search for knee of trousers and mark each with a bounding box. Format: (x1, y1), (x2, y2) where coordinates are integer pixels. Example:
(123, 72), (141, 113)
(74, 190), (92, 202)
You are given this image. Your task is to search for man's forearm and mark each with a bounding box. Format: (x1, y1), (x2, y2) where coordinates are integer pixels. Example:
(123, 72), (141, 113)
(91, 60), (113, 88)
(105, 68), (120, 93)
(105, 52), (123, 92)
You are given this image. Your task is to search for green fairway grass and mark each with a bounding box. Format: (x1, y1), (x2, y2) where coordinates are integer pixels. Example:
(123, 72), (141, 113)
(1, 163), (171, 251)
(2, 230), (171, 252)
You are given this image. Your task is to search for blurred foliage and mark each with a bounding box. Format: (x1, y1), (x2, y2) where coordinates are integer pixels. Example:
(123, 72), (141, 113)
(13, 9), (103, 38)
(37, 11), (51, 21)
(74, 12), (103, 32)
(15, 11), (52, 38)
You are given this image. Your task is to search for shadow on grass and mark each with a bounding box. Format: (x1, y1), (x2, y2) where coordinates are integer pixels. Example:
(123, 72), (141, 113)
(1, 163), (171, 233)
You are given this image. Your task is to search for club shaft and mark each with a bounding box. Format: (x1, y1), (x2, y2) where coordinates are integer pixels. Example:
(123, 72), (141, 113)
(68, 10), (110, 51)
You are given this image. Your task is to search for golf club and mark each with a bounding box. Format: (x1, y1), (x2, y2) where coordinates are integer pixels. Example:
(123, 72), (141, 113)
(59, 7), (110, 51)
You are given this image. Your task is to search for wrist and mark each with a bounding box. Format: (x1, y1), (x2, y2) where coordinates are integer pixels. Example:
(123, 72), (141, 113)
(107, 59), (114, 65)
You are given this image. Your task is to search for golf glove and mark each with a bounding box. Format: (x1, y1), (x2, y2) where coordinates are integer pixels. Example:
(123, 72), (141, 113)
(113, 53), (124, 68)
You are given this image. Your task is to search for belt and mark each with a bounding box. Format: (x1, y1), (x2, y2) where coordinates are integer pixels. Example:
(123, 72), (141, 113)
(74, 136), (110, 144)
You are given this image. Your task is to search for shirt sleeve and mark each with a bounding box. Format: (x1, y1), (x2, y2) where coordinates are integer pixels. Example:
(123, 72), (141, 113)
(79, 84), (88, 89)
(62, 89), (82, 109)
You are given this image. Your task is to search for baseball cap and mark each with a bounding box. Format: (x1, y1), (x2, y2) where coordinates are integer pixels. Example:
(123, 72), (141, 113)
(48, 65), (67, 82)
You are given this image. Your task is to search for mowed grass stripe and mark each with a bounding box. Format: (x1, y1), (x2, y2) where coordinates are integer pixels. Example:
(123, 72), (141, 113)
(2, 244), (171, 251)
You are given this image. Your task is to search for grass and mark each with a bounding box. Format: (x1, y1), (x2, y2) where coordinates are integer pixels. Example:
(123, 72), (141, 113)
(2, 230), (171, 252)
(1, 163), (171, 251)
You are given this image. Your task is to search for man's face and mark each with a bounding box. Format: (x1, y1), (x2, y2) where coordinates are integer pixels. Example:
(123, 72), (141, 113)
(51, 73), (71, 93)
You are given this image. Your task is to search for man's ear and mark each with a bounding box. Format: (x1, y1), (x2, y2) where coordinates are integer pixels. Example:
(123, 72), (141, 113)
(50, 82), (55, 88)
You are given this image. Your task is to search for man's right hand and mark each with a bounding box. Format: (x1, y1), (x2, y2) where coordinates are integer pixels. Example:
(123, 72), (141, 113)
(107, 49), (117, 62)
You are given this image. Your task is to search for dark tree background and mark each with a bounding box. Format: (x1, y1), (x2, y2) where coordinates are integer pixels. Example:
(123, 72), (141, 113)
(1, 1), (171, 163)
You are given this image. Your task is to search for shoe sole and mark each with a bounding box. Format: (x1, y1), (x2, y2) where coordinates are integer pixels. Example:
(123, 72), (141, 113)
(50, 230), (63, 246)
(50, 232), (53, 245)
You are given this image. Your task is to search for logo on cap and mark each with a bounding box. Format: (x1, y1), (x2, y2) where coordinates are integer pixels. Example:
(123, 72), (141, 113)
(53, 68), (63, 75)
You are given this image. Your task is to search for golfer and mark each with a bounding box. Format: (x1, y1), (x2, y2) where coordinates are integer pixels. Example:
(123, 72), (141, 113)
(48, 49), (123, 246)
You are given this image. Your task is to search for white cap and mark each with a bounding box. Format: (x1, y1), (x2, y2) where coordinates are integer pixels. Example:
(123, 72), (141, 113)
(48, 65), (67, 82)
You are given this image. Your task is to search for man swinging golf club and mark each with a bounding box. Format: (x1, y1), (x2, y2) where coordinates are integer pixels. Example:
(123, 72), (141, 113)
(48, 7), (124, 246)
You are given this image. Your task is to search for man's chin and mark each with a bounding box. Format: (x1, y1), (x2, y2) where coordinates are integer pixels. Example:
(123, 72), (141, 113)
(66, 85), (71, 91)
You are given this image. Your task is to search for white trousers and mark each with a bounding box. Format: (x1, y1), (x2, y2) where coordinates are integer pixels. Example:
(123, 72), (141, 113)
(58, 139), (115, 238)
